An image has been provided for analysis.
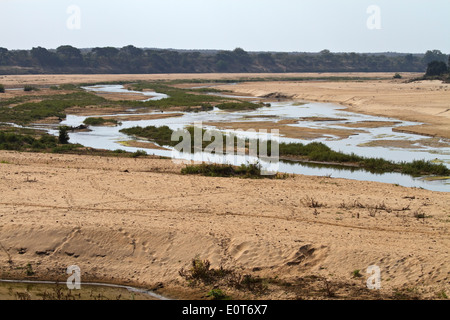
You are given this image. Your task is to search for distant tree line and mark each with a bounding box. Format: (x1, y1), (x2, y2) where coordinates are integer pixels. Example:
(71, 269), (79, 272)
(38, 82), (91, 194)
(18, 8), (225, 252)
(0, 45), (448, 74)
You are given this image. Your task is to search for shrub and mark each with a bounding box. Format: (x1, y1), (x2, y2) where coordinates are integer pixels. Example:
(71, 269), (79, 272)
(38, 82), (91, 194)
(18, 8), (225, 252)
(131, 150), (147, 158)
(0, 84), (4, 93)
(179, 258), (232, 286)
(83, 117), (119, 126)
(24, 85), (38, 92)
(120, 125), (175, 147)
(26, 263), (35, 276)
(59, 83), (79, 90)
(181, 162), (264, 179)
(215, 101), (265, 111)
(207, 289), (230, 300)
(426, 61), (448, 76)
(352, 270), (362, 278)
(179, 258), (267, 294)
(58, 126), (70, 144)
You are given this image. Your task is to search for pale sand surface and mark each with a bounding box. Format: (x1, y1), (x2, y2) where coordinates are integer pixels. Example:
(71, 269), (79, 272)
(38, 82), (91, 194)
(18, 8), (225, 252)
(118, 140), (170, 150)
(0, 73), (411, 87)
(110, 113), (184, 122)
(206, 121), (367, 140)
(0, 151), (448, 299)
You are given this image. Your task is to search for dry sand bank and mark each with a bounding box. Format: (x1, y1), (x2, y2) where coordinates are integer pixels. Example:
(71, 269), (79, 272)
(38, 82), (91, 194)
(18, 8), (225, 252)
(206, 121), (366, 140)
(0, 73), (412, 87)
(0, 151), (448, 299)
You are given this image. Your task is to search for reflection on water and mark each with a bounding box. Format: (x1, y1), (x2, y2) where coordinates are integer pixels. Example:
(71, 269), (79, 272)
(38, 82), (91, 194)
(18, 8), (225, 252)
(0, 279), (168, 300)
(38, 84), (449, 192)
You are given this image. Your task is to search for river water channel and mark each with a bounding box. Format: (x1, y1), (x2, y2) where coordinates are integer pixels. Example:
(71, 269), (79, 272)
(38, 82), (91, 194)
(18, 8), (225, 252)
(37, 84), (450, 192)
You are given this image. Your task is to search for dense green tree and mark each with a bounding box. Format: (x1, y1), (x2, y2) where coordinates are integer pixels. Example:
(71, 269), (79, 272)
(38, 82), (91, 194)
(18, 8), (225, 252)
(425, 60), (448, 76)
(58, 126), (70, 144)
(92, 47), (119, 60)
(31, 47), (60, 67)
(423, 50), (447, 64)
(56, 45), (83, 66)
(0, 47), (9, 65)
(0, 46), (446, 74)
(448, 55), (450, 72)
(120, 45), (143, 57)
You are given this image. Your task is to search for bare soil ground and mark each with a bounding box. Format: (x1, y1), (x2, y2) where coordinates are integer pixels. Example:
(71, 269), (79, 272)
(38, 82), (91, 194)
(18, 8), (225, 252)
(0, 151), (448, 300)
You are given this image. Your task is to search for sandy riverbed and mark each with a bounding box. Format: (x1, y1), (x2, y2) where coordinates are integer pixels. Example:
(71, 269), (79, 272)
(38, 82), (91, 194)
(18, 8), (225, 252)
(218, 79), (450, 139)
(0, 151), (448, 299)
(0, 73), (449, 299)
(0, 72), (413, 87)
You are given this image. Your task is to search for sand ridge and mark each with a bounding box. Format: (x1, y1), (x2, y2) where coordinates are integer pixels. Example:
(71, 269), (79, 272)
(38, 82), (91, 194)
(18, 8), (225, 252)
(0, 151), (448, 299)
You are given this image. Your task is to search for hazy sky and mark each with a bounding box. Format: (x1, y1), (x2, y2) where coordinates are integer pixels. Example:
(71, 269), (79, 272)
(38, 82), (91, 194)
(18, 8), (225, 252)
(1, 0), (449, 53)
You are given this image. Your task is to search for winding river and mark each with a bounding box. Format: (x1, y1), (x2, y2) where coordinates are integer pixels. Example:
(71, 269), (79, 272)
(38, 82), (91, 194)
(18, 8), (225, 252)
(38, 84), (449, 192)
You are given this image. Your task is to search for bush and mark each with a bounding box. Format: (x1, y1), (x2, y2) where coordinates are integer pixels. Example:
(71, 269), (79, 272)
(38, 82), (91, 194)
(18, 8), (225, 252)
(58, 126), (70, 144)
(179, 258), (268, 295)
(131, 150), (147, 158)
(83, 117), (119, 126)
(179, 259), (232, 286)
(24, 85), (38, 92)
(215, 102), (265, 111)
(181, 162), (264, 178)
(207, 289), (230, 300)
(426, 61), (448, 76)
(0, 131), (58, 151)
(120, 125), (177, 147)
(0, 84), (4, 93)
(52, 144), (79, 153)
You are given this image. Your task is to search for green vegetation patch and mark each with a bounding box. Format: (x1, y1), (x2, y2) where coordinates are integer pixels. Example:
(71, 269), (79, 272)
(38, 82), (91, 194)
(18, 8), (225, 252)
(128, 82), (264, 111)
(0, 130), (59, 151)
(23, 85), (39, 92)
(279, 141), (450, 176)
(215, 101), (267, 111)
(120, 125), (450, 177)
(128, 82), (221, 110)
(0, 92), (107, 125)
(181, 162), (265, 179)
(83, 117), (120, 126)
(120, 125), (176, 147)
